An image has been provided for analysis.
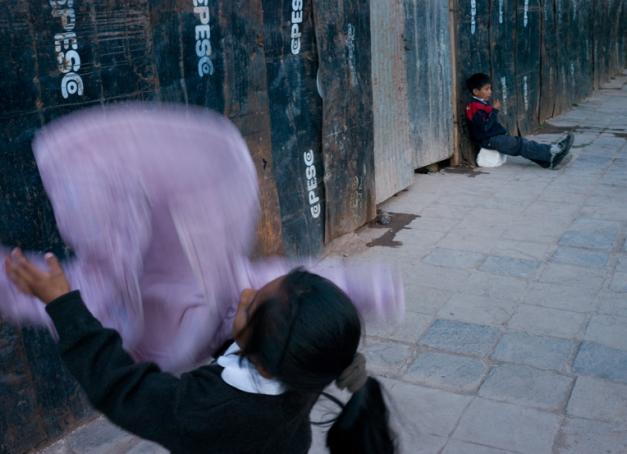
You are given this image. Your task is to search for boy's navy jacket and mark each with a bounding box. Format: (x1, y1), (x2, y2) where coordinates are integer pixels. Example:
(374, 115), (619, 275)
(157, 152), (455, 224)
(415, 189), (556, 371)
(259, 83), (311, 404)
(465, 97), (508, 143)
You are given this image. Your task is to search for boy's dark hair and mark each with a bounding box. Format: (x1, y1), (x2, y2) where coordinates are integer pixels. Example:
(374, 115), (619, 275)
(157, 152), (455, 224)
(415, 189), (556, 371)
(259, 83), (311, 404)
(466, 73), (491, 93)
(240, 268), (396, 454)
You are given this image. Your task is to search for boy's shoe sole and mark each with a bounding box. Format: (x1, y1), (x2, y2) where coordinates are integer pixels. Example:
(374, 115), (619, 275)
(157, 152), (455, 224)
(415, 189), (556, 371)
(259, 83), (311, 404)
(558, 132), (574, 153)
(551, 132), (574, 169)
(551, 151), (574, 170)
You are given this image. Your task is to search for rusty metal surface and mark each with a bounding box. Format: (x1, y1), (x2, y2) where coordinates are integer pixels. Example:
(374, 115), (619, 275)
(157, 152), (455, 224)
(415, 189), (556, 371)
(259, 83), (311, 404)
(313, 0), (376, 240)
(370, 0), (413, 203)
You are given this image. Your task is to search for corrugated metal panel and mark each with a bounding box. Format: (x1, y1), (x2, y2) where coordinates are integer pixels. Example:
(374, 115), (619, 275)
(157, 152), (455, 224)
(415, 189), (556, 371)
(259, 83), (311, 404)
(370, 0), (413, 203)
(404, 0), (455, 169)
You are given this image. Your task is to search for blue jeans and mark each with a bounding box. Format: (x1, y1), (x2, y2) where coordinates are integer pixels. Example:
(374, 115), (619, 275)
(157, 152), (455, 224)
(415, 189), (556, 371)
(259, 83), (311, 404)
(481, 134), (552, 168)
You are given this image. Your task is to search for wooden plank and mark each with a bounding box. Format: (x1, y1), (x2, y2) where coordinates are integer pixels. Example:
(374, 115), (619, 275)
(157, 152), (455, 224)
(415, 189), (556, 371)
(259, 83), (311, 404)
(404, 0), (455, 169)
(216, 0), (283, 256)
(515, 0), (542, 134)
(313, 0), (376, 240)
(452, 0), (491, 165)
(490, 0), (519, 133)
(370, 0), (413, 203)
(262, 0), (325, 256)
(539, 0), (557, 121)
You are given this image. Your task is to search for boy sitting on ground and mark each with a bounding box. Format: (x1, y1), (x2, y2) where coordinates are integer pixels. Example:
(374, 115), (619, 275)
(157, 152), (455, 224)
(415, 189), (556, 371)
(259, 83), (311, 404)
(465, 73), (573, 169)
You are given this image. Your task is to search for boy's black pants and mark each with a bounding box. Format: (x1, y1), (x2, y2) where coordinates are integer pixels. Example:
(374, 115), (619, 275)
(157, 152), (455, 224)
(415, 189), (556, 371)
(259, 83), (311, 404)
(481, 134), (552, 168)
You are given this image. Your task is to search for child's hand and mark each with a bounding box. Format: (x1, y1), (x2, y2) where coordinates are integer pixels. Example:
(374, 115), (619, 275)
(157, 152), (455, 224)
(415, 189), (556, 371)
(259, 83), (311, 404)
(493, 100), (502, 110)
(4, 248), (71, 304)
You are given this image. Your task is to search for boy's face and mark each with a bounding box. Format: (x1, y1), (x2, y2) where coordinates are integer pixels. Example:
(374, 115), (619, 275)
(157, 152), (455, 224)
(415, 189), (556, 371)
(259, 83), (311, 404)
(473, 83), (492, 101)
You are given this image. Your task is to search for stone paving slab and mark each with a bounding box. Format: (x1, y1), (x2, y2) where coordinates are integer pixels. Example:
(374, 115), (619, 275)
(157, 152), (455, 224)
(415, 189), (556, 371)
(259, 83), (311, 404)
(479, 255), (542, 279)
(491, 332), (576, 372)
(507, 305), (588, 339)
(437, 293), (516, 326)
(420, 320), (501, 358)
(572, 341), (627, 384)
(478, 364), (573, 412)
(380, 378), (473, 438)
(583, 314), (627, 350)
(597, 291), (627, 317)
(554, 417), (627, 454)
(463, 271), (528, 302)
(567, 376), (627, 422)
(522, 281), (599, 313)
(367, 312), (432, 344)
(550, 246), (610, 269)
(404, 351), (488, 393)
(442, 440), (519, 454)
(452, 398), (561, 454)
(422, 247), (486, 270)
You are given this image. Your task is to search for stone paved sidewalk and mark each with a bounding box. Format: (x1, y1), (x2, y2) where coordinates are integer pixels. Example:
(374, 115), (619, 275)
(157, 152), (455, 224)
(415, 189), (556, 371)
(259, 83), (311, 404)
(37, 73), (627, 453)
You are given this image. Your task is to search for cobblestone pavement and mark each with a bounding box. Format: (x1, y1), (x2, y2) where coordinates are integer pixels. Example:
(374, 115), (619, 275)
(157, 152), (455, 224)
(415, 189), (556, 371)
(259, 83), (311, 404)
(37, 74), (627, 453)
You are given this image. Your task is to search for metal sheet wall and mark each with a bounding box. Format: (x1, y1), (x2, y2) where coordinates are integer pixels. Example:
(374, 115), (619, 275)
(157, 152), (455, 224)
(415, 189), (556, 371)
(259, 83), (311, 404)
(404, 0), (455, 170)
(262, 0), (325, 257)
(370, 0), (414, 204)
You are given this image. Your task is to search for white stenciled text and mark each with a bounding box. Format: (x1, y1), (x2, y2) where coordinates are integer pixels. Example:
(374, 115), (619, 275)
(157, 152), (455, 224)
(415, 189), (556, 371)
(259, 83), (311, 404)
(50, 0), (84, 98)
(291, 0), (303, 55)
(193, 0), (215, 77)
(304, 150), (321, 219)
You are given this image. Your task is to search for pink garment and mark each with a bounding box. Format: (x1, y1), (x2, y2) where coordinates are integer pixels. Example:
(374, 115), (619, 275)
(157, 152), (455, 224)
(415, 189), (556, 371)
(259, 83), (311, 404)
(0, 104), (404, 373)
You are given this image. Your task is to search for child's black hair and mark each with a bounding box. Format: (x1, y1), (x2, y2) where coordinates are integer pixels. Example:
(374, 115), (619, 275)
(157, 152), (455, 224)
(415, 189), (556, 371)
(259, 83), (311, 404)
(466, 73), (491, 93)
(239, 268), (396, 454)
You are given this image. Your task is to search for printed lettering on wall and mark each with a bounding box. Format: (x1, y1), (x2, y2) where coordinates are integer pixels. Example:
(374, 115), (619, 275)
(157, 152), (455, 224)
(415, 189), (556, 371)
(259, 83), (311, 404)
(524, 0), (529, 27)
(500, 76), (508, 115)
(193, 0), (215, 77)
(499, 0), (504, 24)
(470, 0), (477, 35)
(304, 150), (321, 219)
(346, 24), (357, 87)
(291, 0), (303, 55)
(51, 0), (84, 99)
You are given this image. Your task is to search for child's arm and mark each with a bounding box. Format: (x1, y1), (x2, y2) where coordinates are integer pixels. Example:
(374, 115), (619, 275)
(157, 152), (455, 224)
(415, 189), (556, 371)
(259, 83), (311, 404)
(3, 250), (213, 451)
(44, 292), (186, 449)
(472, 108), (500, 133)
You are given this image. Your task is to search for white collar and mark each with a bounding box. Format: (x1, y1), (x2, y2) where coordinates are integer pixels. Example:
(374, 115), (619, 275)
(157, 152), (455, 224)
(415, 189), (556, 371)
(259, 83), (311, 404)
(472, 96), (489, 104)
(216, 342), (286, 396)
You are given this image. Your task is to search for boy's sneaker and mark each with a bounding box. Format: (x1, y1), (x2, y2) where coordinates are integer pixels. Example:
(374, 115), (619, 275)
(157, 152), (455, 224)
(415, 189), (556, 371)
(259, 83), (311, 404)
(550, 132), (574, 169)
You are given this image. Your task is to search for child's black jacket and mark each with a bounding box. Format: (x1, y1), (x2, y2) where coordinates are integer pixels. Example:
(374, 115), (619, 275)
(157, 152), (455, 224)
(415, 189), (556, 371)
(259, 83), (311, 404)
(46, 291), (314, 454)
(465, 98), (508, 143)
